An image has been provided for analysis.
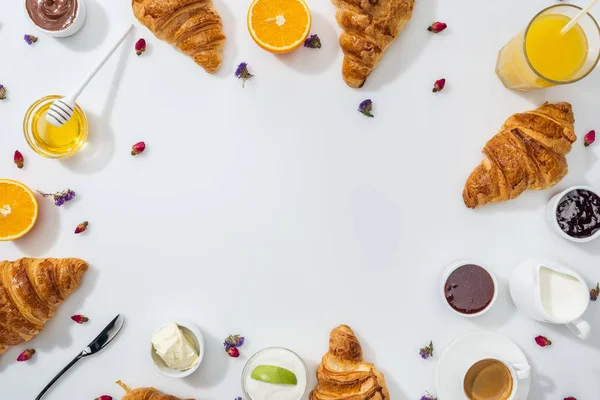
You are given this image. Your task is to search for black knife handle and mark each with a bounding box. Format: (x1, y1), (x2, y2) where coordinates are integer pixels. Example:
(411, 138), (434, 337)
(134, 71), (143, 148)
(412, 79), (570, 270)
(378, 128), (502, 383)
(35, 352), (84, 400)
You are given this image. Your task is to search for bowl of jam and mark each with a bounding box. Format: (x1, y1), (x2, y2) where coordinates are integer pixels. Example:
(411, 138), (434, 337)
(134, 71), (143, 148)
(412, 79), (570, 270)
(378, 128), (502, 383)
(440, 261), (498, 318)
(547, 186), (600, 243)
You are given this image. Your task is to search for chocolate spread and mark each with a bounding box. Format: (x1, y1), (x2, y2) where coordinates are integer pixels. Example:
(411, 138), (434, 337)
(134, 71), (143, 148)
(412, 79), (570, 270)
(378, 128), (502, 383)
(26, 0), (78, 32)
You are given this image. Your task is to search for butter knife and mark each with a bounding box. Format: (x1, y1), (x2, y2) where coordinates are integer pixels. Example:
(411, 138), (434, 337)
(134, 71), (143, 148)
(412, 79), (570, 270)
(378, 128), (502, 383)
(35, 314), (125, 400)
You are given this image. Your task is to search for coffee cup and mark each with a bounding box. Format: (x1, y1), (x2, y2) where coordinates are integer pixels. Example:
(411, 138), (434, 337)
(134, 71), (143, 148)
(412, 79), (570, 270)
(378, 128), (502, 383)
(463, 358), (530, 400)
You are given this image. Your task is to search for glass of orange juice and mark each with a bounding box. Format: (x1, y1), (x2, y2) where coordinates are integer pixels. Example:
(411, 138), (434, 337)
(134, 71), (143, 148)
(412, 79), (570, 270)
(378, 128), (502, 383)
(496, 4), (600, 91)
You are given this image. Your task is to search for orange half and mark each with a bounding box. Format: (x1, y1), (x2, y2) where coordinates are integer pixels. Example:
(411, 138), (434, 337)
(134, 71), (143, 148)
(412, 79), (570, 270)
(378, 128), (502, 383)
(248, 0), (312, 53)
(0, 179), (38, 241)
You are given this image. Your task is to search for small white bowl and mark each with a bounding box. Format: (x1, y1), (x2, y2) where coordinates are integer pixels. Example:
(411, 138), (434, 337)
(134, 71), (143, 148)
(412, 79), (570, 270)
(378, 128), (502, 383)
(546, 185), (600, 243)
(23, 0), (87, 38)
(440, 260), (499, 318)
(150, 320), (205, 378)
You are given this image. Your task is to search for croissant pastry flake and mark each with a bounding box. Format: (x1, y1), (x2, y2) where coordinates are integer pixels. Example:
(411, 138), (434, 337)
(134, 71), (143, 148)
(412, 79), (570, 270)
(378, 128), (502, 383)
(463, 102), (576, 208)
(117, 381), (195, 400)
(0, 258), (88, 355)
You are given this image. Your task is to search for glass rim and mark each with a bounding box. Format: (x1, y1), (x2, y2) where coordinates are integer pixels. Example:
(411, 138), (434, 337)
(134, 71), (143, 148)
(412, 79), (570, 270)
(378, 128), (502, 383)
(523, 3), (600, 85)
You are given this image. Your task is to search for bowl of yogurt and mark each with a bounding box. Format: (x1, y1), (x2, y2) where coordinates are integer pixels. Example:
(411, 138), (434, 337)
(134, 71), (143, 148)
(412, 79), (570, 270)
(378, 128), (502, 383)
(242, 347), (309, 400)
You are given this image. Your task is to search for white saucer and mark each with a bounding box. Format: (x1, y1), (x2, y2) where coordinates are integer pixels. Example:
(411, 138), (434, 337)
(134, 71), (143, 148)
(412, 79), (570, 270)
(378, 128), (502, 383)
(435, 332), (531, 400)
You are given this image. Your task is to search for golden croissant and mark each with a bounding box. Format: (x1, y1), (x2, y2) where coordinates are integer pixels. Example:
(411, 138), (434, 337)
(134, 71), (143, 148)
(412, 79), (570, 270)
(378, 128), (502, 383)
(331, 0), (415, 88)
(463, 102), (576, 208)
(0, 258), (88, 355)
(117, 381), (194, 400)
(309, 325), (389, 400)
(132, 0), (226, 73)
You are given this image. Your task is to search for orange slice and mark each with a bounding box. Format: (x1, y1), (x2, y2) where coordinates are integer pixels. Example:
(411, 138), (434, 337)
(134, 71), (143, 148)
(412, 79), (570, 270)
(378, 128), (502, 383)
(248, 0), (312, 53)
(0, 179), (38, 241)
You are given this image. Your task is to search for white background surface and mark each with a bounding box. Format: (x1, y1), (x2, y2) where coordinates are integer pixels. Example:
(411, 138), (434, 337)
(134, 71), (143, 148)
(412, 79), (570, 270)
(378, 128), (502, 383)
(1, 0), (600, 399)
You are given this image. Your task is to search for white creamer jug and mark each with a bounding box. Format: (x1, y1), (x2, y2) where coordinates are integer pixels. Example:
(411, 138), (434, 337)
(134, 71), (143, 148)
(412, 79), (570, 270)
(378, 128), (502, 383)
(510, 259), (591, 339)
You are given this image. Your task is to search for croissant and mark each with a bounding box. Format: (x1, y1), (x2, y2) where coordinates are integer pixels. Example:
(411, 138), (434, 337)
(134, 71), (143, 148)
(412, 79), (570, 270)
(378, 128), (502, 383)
(309, 325), (389, 400)
(117, 381), (194, 400)
(132, 0), (226, 73)
(0, 258), (88, 355)
(331, 0), (415, 88)
(463, 102), (576, 208)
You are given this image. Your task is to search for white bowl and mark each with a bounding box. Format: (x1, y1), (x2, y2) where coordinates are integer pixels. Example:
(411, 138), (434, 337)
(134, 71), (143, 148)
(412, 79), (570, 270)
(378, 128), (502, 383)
(23, 0), (87, 38)
(546, 185), (600, 243)
(440, 260), (499, 318)
(150, 320), (205, 378)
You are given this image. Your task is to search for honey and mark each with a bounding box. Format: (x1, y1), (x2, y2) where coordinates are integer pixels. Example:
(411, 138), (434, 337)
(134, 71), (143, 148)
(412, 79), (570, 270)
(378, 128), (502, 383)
(23, 95), (89, 158)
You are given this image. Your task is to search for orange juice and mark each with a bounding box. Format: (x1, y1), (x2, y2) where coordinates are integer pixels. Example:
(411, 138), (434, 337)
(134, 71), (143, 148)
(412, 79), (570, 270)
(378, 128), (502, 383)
(495, 4), (600, 91)
(525, 14), (588, 82)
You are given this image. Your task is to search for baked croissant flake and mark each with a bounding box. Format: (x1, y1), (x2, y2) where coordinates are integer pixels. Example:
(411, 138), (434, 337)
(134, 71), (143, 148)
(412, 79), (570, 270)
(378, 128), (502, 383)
(332, 0), (415, 88)
(117, 381), (195, 400)
(309, 325), (389, 400)
(132, 0), (226, 73)
(0, 258), (88, 355)
(463, 102), (576, 208)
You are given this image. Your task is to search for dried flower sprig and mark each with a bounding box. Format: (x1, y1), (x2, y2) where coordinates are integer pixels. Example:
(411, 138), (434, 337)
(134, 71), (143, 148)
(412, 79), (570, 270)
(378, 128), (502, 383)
(14, 150), (24, 169)
(535, 335), (551, 347)
(420, 392), (437, 400)
(358, 99), (374, 117)
(74, 221), (88, 234)
(564, 397), (577, 400)
(37, 189), (76, 206)
(24, 34), (38, 45)
(584, 130), (595, 147)
(304, 34), (321, 49)
(235, 62), (254, 87)
(427, 22), (447, 33)
(590, 282), (599, 301)
(71, 314), (89, 324)
(0, 84), (6, 100)
(419, 340), (434, 359)
(234, 397), (242, 400)
(131, 141), (146, 156)
(224, 334), (245, 357)
(17, 349), (35, 362)
(95, 396), (113, 400)
(135, 38), (146, 56)
(432, 78), (446, 92)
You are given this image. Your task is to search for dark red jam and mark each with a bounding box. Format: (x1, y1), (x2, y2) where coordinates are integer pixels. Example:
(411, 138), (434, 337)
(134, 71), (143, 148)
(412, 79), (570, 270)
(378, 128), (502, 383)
(556, 189), (600, 239)
(445, 264), (495, 314)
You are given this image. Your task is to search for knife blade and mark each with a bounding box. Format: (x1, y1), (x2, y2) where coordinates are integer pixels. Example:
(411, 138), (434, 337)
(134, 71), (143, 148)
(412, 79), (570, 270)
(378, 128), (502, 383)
(35, 314), (125, 400)
(82, 314), (125, 356)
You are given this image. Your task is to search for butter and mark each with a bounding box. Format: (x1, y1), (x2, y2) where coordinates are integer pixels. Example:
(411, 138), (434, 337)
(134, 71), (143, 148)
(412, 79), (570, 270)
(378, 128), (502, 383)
(152, 323), (199, 371)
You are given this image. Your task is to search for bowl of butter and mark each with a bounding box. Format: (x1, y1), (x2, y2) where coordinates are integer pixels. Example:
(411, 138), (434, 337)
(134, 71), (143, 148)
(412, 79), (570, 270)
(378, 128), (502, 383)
(150, 320), (205, 378)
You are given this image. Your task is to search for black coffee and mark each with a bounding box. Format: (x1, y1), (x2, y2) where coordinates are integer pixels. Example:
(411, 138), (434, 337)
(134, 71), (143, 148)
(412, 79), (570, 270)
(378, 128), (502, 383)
(556, 189), (600, 238)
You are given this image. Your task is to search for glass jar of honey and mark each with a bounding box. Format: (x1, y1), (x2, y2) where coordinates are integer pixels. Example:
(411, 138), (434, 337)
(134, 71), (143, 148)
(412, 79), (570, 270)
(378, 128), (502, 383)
(23, 95), (89, 158)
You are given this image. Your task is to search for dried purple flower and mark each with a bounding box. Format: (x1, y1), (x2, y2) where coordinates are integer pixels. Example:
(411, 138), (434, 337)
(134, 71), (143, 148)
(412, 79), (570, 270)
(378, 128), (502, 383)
(234, 397), (242, 400)
(420, 392), (438, 400)
(304, 34), (321, 49)
(224, 334), (245, 349)
(235, 62), (253, 87)
(24, 34), (38, 45)
(419, 341), (434, 359)
(590, 282), (599, 301)
(358, 99), (374, 117)
(37, 189), (76, 206)
(0, 85), (6, 100)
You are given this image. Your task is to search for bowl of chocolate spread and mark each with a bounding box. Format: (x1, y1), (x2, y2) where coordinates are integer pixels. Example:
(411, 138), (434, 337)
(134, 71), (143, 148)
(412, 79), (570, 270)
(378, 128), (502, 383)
(25, 0), (86, 37)
(440, 261), (498, 318)
(547, 185), (600, 243)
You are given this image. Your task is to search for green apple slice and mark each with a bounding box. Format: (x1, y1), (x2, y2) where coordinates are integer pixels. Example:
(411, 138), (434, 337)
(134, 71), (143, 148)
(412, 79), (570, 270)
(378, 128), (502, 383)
(251, 365), (298, 385)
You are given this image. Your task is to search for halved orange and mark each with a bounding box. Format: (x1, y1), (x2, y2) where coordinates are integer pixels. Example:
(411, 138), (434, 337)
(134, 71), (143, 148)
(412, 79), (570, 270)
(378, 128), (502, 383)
(248, 0), (312, 53)
(0, 179), (38, 241)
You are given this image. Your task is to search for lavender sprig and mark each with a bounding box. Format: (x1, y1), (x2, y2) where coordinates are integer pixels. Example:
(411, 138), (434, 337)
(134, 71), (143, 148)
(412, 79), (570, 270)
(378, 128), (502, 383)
(224, 334), (245, 349)
(421, 392), (438, 400)
(419, 341), (434, 359)
(235, 62), (253, 88)
(37, 189), (76, 206)
(24, 34), (38, 45)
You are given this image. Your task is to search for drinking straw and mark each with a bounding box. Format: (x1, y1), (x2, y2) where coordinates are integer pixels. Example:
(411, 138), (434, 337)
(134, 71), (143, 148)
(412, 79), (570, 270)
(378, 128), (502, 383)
(561, 0), (600, 34)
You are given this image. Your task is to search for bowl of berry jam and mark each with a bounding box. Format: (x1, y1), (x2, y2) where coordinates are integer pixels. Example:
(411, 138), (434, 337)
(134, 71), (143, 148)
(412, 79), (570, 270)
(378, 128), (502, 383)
(440, 261), (498, 318)
(547, 186), (600, 243)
